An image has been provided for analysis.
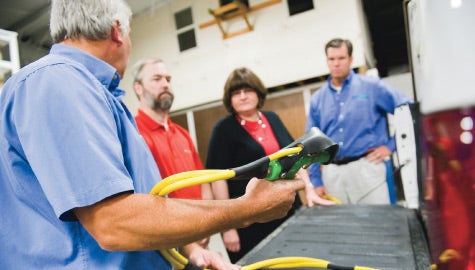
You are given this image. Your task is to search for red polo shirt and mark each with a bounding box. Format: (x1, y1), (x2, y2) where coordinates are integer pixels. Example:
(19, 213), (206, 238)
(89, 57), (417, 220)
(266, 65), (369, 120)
(135, 109), (202, 199)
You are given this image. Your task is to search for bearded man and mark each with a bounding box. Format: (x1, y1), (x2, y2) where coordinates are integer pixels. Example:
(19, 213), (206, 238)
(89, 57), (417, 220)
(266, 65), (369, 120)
(133, 58), (212, 200)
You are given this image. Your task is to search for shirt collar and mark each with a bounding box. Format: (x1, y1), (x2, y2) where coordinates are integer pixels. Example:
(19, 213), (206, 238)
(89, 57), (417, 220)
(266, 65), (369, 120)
(327, 70), (355, 91)
(50, 43), (121, 92)
(137, 109), (171, 130)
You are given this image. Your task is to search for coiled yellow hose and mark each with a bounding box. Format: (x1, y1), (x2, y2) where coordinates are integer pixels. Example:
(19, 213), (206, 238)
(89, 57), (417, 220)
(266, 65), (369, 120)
(150, 146), (379, 270)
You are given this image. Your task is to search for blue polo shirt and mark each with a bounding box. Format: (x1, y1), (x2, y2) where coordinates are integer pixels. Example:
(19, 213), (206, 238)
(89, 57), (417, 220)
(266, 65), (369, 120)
(0, 44), (170, 269)
(305, 71), (412, 187)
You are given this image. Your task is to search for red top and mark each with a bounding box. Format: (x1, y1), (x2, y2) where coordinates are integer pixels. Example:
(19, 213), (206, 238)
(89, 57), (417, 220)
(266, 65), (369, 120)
(135, 109), (202, 199)
(236, 112), (280, 155)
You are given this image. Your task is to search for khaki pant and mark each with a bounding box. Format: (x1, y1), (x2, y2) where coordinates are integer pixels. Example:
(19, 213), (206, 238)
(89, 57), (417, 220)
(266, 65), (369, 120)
(322, 158), (390, 204)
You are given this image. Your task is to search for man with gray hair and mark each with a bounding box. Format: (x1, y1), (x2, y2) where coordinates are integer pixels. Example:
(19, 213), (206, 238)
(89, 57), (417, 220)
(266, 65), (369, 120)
(133, 58), (211, 200)
(0, 0), (304, 269)
(133, 58), (233, 263)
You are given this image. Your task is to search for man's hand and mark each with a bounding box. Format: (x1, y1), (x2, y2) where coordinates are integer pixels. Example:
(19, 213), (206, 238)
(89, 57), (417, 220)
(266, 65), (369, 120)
(242, 177), (304, 224)
(366, 145), (392, 163)
(295, 168), (335, 207)
(314, 185), (329, 197)
(222, 229), (240, 252)
(183, 243), (240, 270)
(304, 186), (336, 207)
(197, 237), (210, 248)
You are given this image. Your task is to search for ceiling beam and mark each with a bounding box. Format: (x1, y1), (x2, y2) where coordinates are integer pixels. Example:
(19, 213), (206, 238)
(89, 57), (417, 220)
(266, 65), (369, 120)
(10, 4), (51, 33)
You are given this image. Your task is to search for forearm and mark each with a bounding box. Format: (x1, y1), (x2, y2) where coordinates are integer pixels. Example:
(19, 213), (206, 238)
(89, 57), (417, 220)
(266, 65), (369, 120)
(74, 193), (254, 251)
(386, 137), (396, 152)
(201, 183), (214, 200)
(296, 168), (314, 188)
(297, 169), (335, 206)
(308, 164), (323, 187)
(75, 177), (304, 252)
(211, 180), (230, 200)
(179, 242), (199, 257)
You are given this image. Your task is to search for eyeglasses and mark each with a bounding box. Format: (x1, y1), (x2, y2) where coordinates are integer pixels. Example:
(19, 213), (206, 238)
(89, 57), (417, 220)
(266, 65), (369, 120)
(231, 88), (255, 97)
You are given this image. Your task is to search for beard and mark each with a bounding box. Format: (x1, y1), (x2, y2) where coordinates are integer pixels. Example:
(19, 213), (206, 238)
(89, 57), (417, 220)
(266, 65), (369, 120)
(143, 89), (175, 111)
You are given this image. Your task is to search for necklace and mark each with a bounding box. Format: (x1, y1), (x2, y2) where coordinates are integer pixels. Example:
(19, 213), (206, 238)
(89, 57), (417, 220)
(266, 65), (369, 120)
(237, 111), (266, 129)
(236, 111), (268, 142)
(235, 112), (280, 154)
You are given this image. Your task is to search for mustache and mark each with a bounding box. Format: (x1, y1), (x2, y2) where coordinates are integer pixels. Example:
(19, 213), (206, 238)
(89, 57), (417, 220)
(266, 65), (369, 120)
(158, 90), (174, 99)
(154, 90), (174, 111)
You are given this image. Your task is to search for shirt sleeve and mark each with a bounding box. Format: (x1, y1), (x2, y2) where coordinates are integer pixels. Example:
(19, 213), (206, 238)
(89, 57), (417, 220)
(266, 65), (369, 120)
(308, 163), (323, 187)
(375, 79), (412, 153)
(375, 79), (413, 114)
(385, 137), (397, 152)
(14, 64), (134, 220)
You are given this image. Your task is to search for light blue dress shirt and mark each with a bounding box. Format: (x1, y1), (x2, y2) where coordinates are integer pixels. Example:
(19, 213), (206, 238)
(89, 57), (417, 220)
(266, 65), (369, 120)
(0, 44), (170, 269)
(305, 71), (412, 187)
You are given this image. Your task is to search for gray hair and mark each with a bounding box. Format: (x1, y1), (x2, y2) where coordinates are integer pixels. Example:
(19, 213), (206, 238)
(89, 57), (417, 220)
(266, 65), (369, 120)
(50, 0), (132, 43)
(132, 58), (164, 84)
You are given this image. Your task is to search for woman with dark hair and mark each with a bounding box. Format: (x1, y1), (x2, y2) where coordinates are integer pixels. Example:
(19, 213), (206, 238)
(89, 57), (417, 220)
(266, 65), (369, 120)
(206, 67), (335, 263)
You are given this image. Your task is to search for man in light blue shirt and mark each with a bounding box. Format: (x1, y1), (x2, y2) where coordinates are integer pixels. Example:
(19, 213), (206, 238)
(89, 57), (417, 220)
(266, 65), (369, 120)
(0, 41), (170, 269)
(306, 38), (412, 204)
(0, 1), (304, 269)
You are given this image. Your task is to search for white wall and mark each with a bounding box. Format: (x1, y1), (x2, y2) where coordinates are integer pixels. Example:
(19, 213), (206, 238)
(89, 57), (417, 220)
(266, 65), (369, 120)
(121, 0), (372, 114)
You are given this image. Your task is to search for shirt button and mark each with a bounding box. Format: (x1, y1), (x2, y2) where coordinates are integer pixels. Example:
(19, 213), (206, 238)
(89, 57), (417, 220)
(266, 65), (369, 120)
(339, 114), (344, 119)
(339, 141), (344, 146)
(340, 102), (344, 106)
(339, 128), (343, 132)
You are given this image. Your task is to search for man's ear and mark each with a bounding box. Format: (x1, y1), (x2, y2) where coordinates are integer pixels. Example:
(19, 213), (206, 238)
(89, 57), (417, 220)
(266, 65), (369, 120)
(134, 81), (142, 96)
(111, 21), (123, 45)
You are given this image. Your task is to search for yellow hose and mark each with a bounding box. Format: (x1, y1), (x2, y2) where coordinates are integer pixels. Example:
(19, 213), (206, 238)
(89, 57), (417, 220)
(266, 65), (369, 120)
(156, 170), (235, 197)
(322, 194), (342, 204)
(241, 257), (329, 269)
(268, 146), (302, 161)
(150, 147), (379, 270)
(150, 170), (224, 195)
(160, 249), (187, 268)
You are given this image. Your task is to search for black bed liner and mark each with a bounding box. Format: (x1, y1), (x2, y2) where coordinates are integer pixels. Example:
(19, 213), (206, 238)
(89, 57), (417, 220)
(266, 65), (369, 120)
(238, 205), (431, 270)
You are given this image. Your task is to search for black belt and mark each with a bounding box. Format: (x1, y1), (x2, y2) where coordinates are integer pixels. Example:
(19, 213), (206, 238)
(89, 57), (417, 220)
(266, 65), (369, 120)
(330, 153), (366, 165)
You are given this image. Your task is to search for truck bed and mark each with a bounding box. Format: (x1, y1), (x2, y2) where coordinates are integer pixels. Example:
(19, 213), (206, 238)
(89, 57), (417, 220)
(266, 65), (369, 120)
(238, 205), (431, 270)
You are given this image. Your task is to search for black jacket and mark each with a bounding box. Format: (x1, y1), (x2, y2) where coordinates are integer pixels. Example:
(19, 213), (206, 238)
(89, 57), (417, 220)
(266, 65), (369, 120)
(206, 110), (301, 262)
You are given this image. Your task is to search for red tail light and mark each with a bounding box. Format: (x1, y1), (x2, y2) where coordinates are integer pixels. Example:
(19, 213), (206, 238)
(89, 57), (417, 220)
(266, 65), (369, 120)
(422, 107), (475, 269)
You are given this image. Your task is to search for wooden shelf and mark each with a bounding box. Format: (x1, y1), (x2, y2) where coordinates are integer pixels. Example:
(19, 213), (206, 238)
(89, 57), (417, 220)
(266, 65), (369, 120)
(200, 0), (281, 39)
